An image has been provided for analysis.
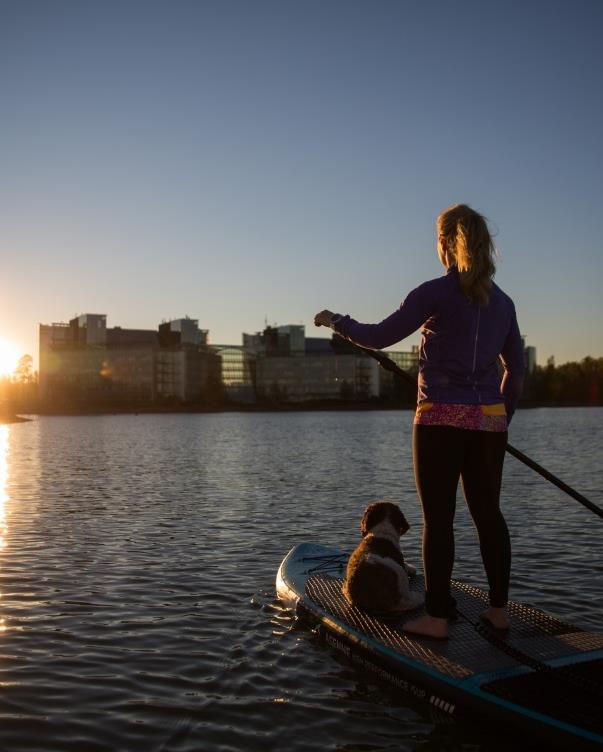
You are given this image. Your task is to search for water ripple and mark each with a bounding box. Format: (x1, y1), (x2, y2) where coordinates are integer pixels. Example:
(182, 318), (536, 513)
(0, 410), (600, 750)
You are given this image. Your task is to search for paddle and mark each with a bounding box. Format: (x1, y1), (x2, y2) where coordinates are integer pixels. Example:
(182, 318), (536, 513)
(344, 339), (603, 520)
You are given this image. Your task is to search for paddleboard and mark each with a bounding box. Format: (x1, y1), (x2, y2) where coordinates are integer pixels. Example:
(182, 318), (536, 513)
(276, 542), (603, 751)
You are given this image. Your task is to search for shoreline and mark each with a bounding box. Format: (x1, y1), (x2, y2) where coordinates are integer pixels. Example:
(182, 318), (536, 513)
(30, 402), (416, 417)
(0, 414), (32, 424)
(12, 401), (603, 419)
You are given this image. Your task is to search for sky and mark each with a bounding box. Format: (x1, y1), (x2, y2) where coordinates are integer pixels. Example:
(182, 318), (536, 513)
(1, 0), (602, 372)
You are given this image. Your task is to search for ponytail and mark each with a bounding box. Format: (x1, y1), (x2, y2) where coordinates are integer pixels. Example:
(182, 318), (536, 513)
(437, 204), (496, 305)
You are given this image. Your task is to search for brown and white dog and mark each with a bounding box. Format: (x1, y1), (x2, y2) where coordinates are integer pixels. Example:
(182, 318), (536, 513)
(342, 500), (423, 613)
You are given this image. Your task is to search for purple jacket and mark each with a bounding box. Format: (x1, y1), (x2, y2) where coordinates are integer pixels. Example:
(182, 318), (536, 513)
(333, 267), (525, 421)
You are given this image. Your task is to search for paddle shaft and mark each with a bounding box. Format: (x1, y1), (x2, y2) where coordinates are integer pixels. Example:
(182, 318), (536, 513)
(352, 343), (603, 520)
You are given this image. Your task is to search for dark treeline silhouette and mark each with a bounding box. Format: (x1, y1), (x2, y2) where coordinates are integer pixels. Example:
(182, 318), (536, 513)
(0, 354), (38, 420)
(523, 357), (602, 405)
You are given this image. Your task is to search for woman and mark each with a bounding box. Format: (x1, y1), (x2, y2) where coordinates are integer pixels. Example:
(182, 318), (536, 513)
(314, 204), (524, 639)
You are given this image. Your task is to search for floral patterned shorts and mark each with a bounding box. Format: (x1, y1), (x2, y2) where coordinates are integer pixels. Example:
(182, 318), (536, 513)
(414, 402), (507, 432)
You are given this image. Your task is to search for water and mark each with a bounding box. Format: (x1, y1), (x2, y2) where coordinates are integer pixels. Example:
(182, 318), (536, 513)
(1, 408), (601, 751)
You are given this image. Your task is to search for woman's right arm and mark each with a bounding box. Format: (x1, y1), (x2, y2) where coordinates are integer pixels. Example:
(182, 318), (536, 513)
(324, 282), (436, 351)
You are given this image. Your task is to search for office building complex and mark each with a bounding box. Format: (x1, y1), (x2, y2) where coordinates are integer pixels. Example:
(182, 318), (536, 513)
(39, 314), (423, 406)
(39, 315), (219, 405)
(248, 329), (379, 402)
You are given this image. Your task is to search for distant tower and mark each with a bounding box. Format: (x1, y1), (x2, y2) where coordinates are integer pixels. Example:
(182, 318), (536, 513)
(521, 336), (537, 374)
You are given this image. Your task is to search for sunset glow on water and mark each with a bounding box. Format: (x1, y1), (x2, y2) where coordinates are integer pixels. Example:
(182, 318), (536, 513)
(0, 426), (7, 551)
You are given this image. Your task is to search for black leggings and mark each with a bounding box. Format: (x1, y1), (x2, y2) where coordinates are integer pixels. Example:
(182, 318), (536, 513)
(413, 424), (511, 618)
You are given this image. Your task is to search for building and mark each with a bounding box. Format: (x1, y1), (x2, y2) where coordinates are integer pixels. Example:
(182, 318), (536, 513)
(39, 314), (219, 406)
(39, 315), (114, 403)
(523, 343), (537, 375)
(243, 324), (305, 357)
(244, 324), (389, 402)
(155, 318), (220, 402)
(39, 314), (159, 404)
(377, 346), (420, 400)
(210, 345), (255, 403)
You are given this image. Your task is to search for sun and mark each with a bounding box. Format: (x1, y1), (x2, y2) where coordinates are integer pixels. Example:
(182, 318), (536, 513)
(0, 339), (21, 378)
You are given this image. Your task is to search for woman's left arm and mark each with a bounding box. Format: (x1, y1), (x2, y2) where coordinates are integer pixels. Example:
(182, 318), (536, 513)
(500, 307), (525, 423)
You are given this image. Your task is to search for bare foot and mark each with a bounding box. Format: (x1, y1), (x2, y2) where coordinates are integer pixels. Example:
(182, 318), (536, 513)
(403, 614), (448, 639)
(481, 607), (510, 630)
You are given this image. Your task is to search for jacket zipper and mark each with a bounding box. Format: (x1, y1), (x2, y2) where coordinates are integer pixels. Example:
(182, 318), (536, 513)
(472, 306), (481, 401)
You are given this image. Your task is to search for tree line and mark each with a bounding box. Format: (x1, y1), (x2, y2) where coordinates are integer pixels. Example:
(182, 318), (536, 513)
(523, 356), (602, 405)
(0, 355), (37, 417)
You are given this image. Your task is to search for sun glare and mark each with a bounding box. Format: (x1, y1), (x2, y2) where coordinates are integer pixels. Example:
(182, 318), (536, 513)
(0, 339), (20, 378)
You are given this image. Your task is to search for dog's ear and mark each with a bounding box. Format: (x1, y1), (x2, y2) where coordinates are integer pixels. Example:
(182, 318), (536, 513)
(393, 507), (410, 536)
(360, 502), (385, 537)
(360, 505), (371, 537)
(360, 500), (392, 538)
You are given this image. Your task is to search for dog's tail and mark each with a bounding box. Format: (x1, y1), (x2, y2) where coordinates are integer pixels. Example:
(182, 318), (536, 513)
(341, 580), (354, 606)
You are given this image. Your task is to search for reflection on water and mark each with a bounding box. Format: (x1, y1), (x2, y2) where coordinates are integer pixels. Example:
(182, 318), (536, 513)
(0, 426), (7, 635)
(0, 409), (600, 752)
(0, 425), (7, 547)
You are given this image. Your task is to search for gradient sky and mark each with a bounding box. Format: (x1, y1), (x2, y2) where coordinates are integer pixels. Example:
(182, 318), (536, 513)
(2, 0), (602, 370)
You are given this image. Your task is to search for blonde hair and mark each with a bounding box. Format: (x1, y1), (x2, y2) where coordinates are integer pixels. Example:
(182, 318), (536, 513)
(437, 204), (496, 305)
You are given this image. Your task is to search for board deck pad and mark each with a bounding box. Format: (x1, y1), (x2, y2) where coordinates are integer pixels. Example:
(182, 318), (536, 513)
(305, 571), (603, 678)
(278, 543), (603, 748)
(303, 567), (603, 737)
